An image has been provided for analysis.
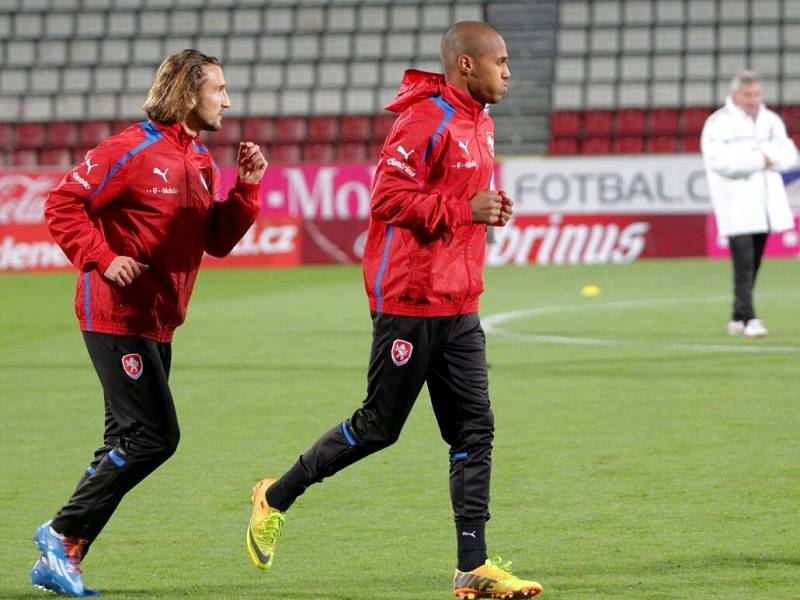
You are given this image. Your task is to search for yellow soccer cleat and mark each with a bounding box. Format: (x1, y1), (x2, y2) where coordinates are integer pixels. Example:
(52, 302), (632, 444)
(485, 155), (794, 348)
(453, 557), (543, 599)
(246, 478), (286, 570)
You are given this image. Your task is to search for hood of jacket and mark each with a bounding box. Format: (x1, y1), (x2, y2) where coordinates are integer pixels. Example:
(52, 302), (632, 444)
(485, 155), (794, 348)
(384, 69), (486, 118)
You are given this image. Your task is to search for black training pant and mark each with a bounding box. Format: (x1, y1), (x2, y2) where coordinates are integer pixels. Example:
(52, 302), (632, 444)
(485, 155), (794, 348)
(729, 232), (768, 322)
(287, 312), (494, 521)
(51, 332), (179, 547)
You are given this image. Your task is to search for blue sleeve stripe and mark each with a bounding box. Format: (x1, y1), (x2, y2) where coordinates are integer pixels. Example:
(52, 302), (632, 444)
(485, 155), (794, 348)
(83, 272), (92, 332)
(85, 465), (96, 475)
(108, 449), (126, 467)
(340, 421), (357, 447)
(424, 96), (456, 160)
(451, 451), (469, 461)
(87, 120), (164, 203)
(374, 224), (394, 313)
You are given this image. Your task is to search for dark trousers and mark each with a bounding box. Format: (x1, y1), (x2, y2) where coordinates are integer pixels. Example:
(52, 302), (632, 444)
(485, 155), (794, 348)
(278, 312), (494, 521)
(51, 332), (179, 548)
(729, 233), (768, 322)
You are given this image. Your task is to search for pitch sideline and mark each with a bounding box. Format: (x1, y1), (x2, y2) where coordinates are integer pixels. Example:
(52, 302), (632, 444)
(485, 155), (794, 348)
(481, 293), (800, 354)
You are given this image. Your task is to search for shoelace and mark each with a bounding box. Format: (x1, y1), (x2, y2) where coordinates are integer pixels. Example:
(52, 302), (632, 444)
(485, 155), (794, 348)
(255, 511), (285, 547)
(63, 538), (88, 574)
(486, 556), (517, 580)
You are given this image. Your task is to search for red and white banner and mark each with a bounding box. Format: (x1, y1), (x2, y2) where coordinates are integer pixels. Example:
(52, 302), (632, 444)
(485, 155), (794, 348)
(5, 158), (800, 272)
(0, 171), (70, 271)
(487, 214), (707, 266)
(0, 169), (303, 272)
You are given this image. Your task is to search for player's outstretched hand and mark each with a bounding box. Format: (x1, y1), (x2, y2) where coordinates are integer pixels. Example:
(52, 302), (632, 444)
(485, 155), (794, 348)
(104, 256), (149, 287)
(238, 141), (268, 184)
(496, 190), (514, 227)
(470, 190), (504, 225)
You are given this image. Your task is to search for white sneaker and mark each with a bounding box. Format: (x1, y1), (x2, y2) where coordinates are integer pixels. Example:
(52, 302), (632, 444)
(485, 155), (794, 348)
(744, 319), (768, 337)
(727, 320), (745, 335)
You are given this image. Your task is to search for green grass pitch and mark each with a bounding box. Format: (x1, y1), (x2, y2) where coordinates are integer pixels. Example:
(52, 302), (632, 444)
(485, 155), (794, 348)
(1, 258), (799, 599)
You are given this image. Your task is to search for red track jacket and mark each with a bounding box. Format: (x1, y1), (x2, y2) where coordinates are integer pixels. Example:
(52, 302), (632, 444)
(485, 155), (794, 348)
(46, 120), (260, 343)
(363, 70), (496, 317)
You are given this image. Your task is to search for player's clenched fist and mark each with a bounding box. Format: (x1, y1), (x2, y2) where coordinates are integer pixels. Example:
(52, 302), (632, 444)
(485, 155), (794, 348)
(103, 256), (149, 287)
(238, 141), (268, 184)
(497, 190), (514, 226)
(470, 190), (504, 225)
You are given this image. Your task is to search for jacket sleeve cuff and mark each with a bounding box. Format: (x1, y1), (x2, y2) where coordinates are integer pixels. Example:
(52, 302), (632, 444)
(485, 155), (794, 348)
(95, 248), (118, 275)
(453, 199), (473, 228)
(234, 179), (262, 199)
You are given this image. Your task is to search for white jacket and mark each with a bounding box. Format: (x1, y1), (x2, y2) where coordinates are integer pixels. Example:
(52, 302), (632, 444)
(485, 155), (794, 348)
(701, 96), (798, 236)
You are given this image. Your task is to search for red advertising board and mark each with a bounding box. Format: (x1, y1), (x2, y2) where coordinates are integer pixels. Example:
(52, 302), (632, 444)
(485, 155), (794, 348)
(201, 215), (301, 268)
(300, 218), (369, 264)
(0, 169), (301, 272)
(0, 171), (70, 272)
(487, 214), (707, 266)
(705, 214), (800, 258)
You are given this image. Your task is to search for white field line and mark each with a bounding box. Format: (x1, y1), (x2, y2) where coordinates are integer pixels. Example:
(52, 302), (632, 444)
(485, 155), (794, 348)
(481, 293), (800, 354)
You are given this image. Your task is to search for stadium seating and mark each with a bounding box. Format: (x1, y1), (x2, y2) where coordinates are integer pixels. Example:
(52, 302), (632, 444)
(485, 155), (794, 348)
(1, 0), (798, 163)
(549, 0), (800, 155)
(0, 0), (481, 165)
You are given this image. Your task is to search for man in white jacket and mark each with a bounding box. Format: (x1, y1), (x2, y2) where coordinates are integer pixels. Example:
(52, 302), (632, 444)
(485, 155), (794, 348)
(701, 70), (798, 337)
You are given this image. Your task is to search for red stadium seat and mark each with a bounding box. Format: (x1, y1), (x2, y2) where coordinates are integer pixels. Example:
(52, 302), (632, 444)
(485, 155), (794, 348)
(0, 123), (14, 148)
(367, 142), (385, 160)
(681, 108), (713, 135)
(242, 117), (274, 145)
(40, 148), (72, 166)
(71, 147), (92, 164)
(274, 117), (307, 144)
(615, 110), (646, 136)
(549, 111), (582, 137)
(269, 143), (302, 164)
(48, 122), (79, 148)
(337, 142), (368, 162)
(303, 143), (335, 163)
(583, 110), (613, 136)
(339, 116), (371, 142)
(548, 137), (579, 155)
(778, 106), (800, 135)
(112, 120), (135, 134)
(307, 116), (338, 143)
(206, 117), (241, 145)
(371, 114), (396, 142)
(648, 109), (679, 136)
(613, 137), (644, 154)
(12, 150), (39, 166)
(206, 144), (237, 166)
(681, 136), (701, 153)
(15, 123), (46, 150)
(647, 136), (678, 153)
(581, 137), (611, 154)
(80, 121), (112, 147)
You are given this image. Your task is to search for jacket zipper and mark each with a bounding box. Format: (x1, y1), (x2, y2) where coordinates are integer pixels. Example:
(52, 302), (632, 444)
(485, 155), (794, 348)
(754, 118), (771, 229)
(463, 122), (483, 302)
(179, 145), (192, 309)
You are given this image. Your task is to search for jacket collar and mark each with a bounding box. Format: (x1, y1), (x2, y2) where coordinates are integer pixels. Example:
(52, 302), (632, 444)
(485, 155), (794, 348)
(151, 120), (199, 148)
(725, 95), (765, 122)
(384, 70), (486, 119)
